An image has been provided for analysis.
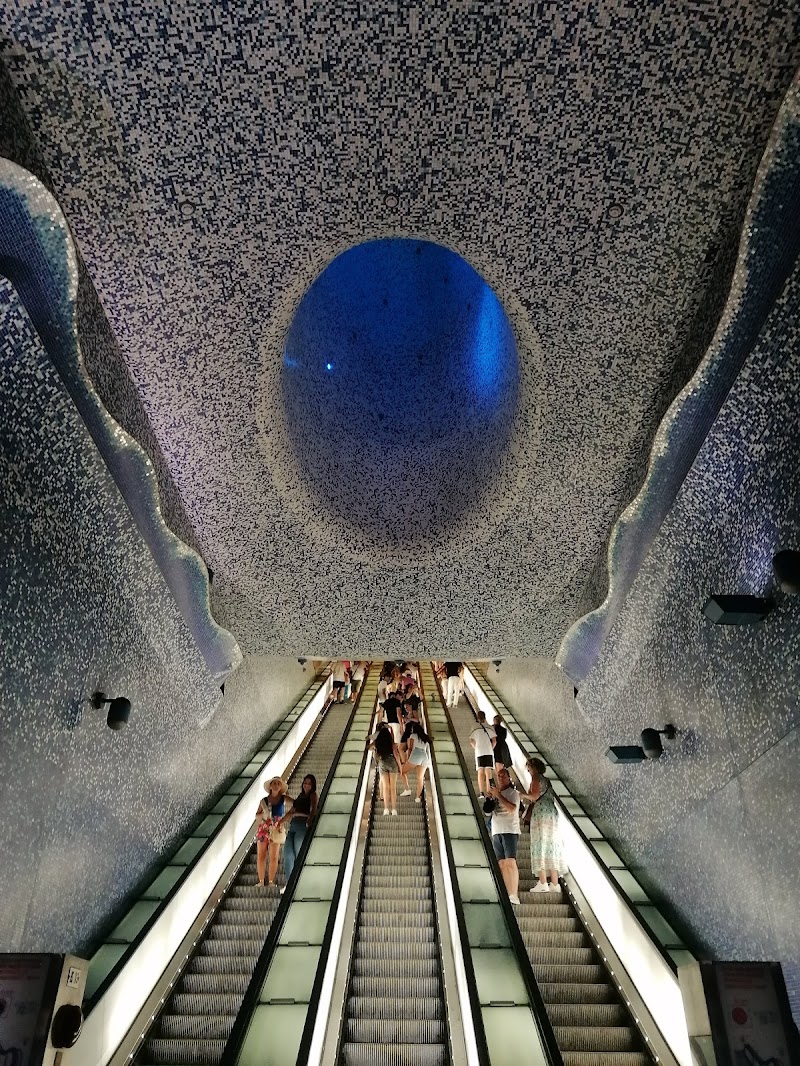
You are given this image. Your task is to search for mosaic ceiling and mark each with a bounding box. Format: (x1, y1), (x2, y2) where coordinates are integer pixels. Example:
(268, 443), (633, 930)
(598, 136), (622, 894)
(2, 2), (799, 658)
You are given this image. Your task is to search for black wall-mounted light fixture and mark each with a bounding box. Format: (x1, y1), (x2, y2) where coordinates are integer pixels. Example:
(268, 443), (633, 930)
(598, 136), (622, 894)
(773, 550), (800, 596)
(703, 595), (773, 625)
(606, 724), (676, 764)
(491, 659), (502, 673)
(298, 658), (307, 671)
(90, 692), (132, 731)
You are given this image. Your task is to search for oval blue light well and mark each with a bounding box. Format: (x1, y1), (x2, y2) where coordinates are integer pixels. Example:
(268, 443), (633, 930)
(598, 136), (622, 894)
(282, 238), (519, 542)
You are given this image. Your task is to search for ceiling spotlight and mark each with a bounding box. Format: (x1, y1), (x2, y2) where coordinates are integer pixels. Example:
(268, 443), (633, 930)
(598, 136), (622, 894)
(384, 192), (399, 209)
(773, 550), (800, 595)
(90, 692), (132, 731)
(703, 595), (774, 624)
(607, 204), (623, 220)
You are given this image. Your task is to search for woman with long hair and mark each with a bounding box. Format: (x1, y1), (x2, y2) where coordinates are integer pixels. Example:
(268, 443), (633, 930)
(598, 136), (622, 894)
(522, 758), (561, 893)
(256, 777), (288, 888)
(493, 713), (512, 774)
(398, 719), (431, 802)
(369, 722), (402, 816)
(283, 774), (318, 882)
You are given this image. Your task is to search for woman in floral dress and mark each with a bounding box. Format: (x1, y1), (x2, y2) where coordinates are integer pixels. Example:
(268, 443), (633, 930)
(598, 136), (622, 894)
(522, 757), (562, 893)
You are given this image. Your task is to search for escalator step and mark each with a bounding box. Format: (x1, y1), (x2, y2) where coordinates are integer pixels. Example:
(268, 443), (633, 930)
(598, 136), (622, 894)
(197, 937), (264, 955)
(356, 912), (433, 929)
(156, 1014), (234, 1040)
(517, 916), (580, 933)
(561, 1055), (651, 1066)
(354, 941), (438, 961)
(187, 954), (258, 975)
(170, 993), (241, 1016)
(518, 930), (587, 949)
(350, 977), (442, 999)
(178, 972), (251, 996)
(527, 946), (595, 966)
(362, 887), (431, 901)
(339, 1043), (448, 1066)
(546, 1003), (627, 1027)
(359, 898), (432, 914)
(141, 1038), (224, 1064)
(554, 1026), (639, 1052)
(533, 963), (606, 984)
(346, 996), (442, 1020)
(351, 958), (440, 979)
(538, 981), (617, 1004)
(363, 875), (431, 888)
(344, 1018), (446, 1044)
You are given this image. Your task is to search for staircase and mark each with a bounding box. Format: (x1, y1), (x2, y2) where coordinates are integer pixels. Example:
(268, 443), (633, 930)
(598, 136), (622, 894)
(446, 687), (652, 1066)
(338, 776), (449, 1065)
(137, 698), (355, 1066)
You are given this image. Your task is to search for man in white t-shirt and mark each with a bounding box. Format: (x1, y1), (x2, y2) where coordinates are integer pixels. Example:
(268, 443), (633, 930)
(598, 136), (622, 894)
(469, 711), (496, 797)
(330, 661), (347, 703)
(487, 766), (521, 905)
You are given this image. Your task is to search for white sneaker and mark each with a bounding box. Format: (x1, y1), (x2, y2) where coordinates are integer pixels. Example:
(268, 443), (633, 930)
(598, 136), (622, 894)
(531, 882), (550, 893)
(383, 808), (390, 816)
(391, 809), (398, 816)
(415, 797), (421, 803)
(400, 789), (412, 797)
(509, 895), (521, 905)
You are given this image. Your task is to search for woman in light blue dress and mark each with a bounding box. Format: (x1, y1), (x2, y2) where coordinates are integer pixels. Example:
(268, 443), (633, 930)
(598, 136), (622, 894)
(522, 758), (562, 893)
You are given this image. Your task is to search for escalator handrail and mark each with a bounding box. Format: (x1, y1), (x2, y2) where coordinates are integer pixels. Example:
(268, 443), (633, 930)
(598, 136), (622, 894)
(220, 668), (372, 1066)
(419, 666), (493, 1066)
(434, 669), (566, 1066)
(293, 683), (379, 1066)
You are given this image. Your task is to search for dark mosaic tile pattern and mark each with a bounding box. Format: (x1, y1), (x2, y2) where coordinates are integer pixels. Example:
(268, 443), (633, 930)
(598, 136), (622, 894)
(2, 3), (799, 656)
(0, 279), (308, 952)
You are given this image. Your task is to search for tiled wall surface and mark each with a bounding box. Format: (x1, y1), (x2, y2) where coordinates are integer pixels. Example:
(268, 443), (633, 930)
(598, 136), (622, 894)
(486, 261), (800, 1008)
(0, 279), (308, 953)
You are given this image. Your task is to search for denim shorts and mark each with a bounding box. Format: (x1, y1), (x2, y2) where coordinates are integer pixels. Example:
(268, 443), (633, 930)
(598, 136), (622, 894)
(492, 832), (519, 860)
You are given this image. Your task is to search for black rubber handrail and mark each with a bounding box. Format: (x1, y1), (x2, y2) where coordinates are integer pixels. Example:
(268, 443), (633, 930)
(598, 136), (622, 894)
(220, 668), (372, 1066)
(84, 669), (330, 1013)
(292, 683), (379, 1066)
(435, 669), (566, 1066)
(419, 666), (494, 1066)
(465, 670), (688, 974)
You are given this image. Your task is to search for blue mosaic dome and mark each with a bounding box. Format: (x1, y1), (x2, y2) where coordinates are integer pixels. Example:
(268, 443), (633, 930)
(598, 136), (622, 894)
(282, 239), (519, 542)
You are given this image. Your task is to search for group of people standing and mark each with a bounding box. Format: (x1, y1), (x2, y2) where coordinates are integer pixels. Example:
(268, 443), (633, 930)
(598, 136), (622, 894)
(368, 662), (430, 814)
(469, 708), (561, 903)
(328, 660), (366, 706)
(254, 773), (318, 889)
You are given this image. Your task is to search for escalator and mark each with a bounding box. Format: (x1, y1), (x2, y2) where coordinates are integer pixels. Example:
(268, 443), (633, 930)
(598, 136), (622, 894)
(446, 688), (652, 1066)
(337, 710), (450, 1065)
(137, 697), (357, 1066)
